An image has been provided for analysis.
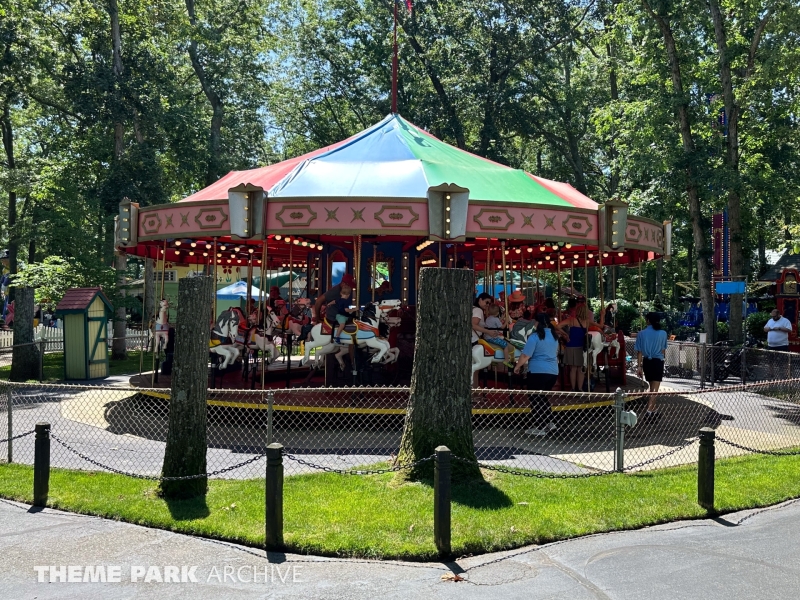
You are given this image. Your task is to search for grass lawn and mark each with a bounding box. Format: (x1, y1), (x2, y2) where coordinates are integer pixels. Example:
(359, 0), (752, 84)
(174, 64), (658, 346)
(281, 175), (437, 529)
(2, 454), (800, 560)
(0, 350), (155, 382)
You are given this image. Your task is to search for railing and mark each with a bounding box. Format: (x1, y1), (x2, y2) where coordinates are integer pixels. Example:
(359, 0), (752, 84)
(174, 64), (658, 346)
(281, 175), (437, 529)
(0, 325), (149, 352)
(1, 378), (798, 480)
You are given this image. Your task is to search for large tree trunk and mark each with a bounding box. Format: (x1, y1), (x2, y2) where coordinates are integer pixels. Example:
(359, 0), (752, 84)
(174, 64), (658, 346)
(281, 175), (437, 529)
(1, 101), (19, 302)
(10, 287), (39, 381)
(112, 251), (127, 360)
(643, 1), (716, 340)
(396, 268), (481, 481)
(159, 275), (212, 498)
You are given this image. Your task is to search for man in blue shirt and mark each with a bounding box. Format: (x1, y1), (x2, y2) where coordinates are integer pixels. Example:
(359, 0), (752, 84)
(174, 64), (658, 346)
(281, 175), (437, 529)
(634, 312), (668, 418)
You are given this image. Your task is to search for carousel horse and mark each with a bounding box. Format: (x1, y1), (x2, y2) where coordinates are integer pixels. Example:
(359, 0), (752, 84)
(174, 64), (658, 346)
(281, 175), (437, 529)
(301, 302), (391, 368)
(472, 319), (537, 376)
(584, 327), (622, 379)
(209, 308), (242, 369)
(243, 307), (279, 365)
(154, 298), (170, 352)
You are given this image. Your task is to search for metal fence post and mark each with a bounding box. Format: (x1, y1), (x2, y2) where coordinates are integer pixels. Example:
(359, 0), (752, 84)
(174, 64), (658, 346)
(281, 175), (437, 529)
(33, 422), (51, 507)
(266, 390), (274, 446)
(741, 344), (747, 385)
(265, 443), (284, 551)
(434, 445), (452, 556)
(614, 388), (625, 472)
(698, 427), (715, 512)
(6, 384), (12, 464)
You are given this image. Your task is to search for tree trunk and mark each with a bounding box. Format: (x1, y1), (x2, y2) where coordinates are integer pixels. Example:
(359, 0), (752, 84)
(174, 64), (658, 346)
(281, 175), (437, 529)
(159, 275), (213, 498)
(643, 1), (715, 340)
(10, 287), (39, 382)
(1, 101), (19, 302)
(112, 251), (127, 360)
(395, 268), (481, 481)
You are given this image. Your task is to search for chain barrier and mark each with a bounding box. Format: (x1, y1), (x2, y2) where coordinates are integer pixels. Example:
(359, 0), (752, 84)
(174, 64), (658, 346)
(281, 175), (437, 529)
(715, 435), (800, 457)
(50, 432), (267, 481)
(283, 453), (435, 475)
(451, 454), (612, 479)
(0, 429), (35, 444)
(622, 437), (700, 472)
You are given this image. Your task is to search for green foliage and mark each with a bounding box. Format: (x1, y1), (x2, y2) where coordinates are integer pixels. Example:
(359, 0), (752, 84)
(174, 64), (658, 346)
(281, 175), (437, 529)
(3, 452), (800, 559)
(12, 256), (114, 311)
(716, 321), (730, 341)
(747, 311), (772, 341)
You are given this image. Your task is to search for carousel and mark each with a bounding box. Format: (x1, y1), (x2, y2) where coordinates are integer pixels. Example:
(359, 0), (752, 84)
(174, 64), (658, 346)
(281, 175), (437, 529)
(117, 113), (671, 411)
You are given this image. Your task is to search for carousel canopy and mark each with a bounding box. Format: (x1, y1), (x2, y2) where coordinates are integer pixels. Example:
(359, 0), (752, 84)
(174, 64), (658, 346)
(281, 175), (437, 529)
(181, 114), (597, 209)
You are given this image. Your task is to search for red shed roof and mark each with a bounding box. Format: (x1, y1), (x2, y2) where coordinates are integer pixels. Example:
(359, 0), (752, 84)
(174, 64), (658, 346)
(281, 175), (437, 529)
(55, 288), (111, 313)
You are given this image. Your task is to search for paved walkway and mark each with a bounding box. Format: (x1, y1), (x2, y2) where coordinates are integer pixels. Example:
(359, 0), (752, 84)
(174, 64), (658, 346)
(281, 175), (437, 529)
(2, 498), (800, 599)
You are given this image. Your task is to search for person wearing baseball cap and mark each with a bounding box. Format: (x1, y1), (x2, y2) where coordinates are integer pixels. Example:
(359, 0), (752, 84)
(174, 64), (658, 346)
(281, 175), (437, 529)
(314, 273), (357, 323)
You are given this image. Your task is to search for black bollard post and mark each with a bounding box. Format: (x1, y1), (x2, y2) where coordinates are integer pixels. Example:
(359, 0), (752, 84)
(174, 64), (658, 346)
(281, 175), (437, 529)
(434, 445), (452, 557)
(698, 427), (716, 512)
(33, 422), (51, 508)
(265, 443), (284, 551)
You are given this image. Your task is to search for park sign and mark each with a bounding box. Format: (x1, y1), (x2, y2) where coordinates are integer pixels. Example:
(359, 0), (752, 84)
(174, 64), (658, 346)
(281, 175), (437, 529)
(715, 281), (746, 295)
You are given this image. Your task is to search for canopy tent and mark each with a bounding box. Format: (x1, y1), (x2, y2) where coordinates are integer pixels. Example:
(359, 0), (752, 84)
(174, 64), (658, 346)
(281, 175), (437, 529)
(216, 281), (263, 300)
(251, 271), (302, 290)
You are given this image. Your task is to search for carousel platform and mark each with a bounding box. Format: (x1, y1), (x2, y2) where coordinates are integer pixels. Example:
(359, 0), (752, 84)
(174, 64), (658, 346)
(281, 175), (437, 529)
(129, 361), (647, 415)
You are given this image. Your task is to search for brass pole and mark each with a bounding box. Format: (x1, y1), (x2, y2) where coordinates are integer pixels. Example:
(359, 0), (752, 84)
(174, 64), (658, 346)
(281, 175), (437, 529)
(500, 241), (509, 323)
(599, 251), (605, 316)
(356, 235), (362, 308)
(557, 254), (562, 320)
(570, 264), (574, 295)
(289, 242), (293, 305)
(259, 235), (267, 390)
(212, 237), (218, 320)
(247, 250), (253, 311)
(151, 239), (168, 386)
(139, 255), (147, 377)
(584, 250), (588, 297)
(372, 242), (377, 302)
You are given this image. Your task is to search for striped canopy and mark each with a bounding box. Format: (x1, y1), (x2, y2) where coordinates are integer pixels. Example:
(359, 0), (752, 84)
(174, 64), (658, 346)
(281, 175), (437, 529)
(182, 114), (596, 209)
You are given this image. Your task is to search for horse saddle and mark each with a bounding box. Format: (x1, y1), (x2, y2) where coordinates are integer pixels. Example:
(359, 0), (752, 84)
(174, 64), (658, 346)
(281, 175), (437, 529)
(477, 339), (501, 358)
(321, 318), (357, 336)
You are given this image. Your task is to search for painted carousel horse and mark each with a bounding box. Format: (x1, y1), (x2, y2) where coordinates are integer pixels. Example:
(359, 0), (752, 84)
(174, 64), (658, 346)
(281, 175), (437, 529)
(242, 306), (279, 365)
(472, 319), (537, 375)
(209, 308), (242, 369)
(301, 301), (391, 368)
(272, 297), (313, 341)
(334, 302), (399, 366)
(584, 327), (621, 378)
(154, 298), (170, 352)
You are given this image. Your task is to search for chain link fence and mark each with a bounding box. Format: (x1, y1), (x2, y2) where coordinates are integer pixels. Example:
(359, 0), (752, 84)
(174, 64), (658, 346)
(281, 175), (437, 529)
(1, 377), (799, 480)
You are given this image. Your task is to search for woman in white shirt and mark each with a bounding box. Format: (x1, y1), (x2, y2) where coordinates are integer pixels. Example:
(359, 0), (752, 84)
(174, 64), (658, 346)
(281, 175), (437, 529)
(472, 293), (495, 343)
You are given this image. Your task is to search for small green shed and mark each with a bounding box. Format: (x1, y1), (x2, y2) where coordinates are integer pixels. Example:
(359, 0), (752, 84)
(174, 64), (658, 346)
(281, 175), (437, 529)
(55, 287), (114, 380)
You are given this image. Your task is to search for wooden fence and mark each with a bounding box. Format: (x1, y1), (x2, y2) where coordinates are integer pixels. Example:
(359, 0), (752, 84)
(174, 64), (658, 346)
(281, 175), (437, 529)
(0, 325), (150, 351)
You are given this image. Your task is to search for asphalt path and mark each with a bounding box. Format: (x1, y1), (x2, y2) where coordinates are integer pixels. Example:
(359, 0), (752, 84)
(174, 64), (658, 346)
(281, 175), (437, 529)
(2, 497), (800, 599)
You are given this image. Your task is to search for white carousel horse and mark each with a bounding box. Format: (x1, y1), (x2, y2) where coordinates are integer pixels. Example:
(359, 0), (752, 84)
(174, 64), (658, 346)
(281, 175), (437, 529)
(243, 307), (279, 365)
(301, 302), (391, 368)
(209, 308), (241, 369)
(586, 330), (621, 376)
(154, 298), (170, 351)
(471, 320), (536, 375)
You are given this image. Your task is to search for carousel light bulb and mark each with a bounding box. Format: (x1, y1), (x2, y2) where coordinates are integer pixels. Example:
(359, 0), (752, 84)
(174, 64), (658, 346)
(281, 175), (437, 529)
(574, 254), (579, 259)
(160, 250), (164, 255)
(446, 206), (451, 211)
(527, 247), (533, 253)
(445, 230), (450, 235)
(234, 246), (241, 252)
(317, 244), (323, 250)
(203, 252), (208, 257)
(174, 240), (181, 246)
(293, 239), (300, 245)
(237, 259), (242, 264)
(603, 252), (609, 258)
(285, 238), (291, 244)
(515, 248), (521, 254)
(446, 218), (450, 223)
(446, 194), (451, 200)
(537, 260), (543, 265)
(552, 244), (559, 250)
(217, 253), (222, 258)
(588, 253), (594, 258)
(573, 259), (578, 264)
(189, 251), (194, 256)
(504, 250), (509, 255)
(302, 241), (308, 246)
(275, 235), (282, 241)
(549, 260), (555, 265)
(220, 245), (226, 251)
(618, 251), (624, 257)
(282, 263), (286, 267)
(226, 259), (232, 264)
(545, 255), (550, 260)
(174, 250), (180, 255)
(565, 243), (572, 249)
(205, 243), (212, 250)
(248, 248), (254, 254)
(539, 245), (546, 251)
(190, 242), (196, 248)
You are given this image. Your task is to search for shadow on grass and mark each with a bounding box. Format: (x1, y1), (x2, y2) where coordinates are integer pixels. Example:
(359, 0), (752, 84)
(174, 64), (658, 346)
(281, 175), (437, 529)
(163, 495), (211, 521)
(411, 474), (514, 510)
